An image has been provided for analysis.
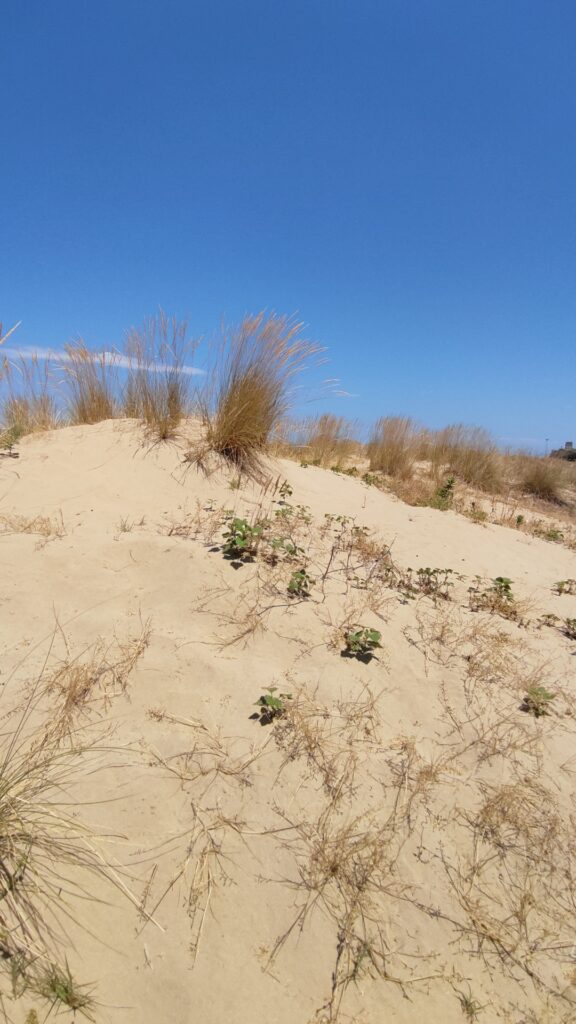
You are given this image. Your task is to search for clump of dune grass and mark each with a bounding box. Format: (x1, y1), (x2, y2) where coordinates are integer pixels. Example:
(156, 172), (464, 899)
(32, 962), (95, 1019)
(515, 454), (565, 503)
(122, 311), (199, 440)
(273, 414), (359, 467)
(0, 694), (113, 996)
(63, 342), (118, 424)
(0, 354), (59, 436)
(367, 416), (417, 478)
(298, 413), (359, 467)
(0, 627), (152, 1015)
(190, 312), (321, 479)
(427, 424), (502, 491)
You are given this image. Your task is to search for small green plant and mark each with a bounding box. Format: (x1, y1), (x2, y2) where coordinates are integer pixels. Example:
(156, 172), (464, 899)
(555, 579), (576, 595)
(324, 512), (353, 527)
(0, 424), (23, 456)
(400, 566), (456, 601)
(343, 626), (382, 661)
(362, 472), (378, 487)
(520, 685), (556, 718)
(492, 576), (513, 599)
(564, 618), (576, 640)
(268, 537), (304, 564)
(278, 480), (293, 499)
(221, 517), (265, 560)
(466, 501), (488, 523)
(468, 576), (518, 619)
(539, 613), (560, 629)
(35, 963), (95, 1019)
(287, 569), (314, 598)
(515, 514), (524, 526)
(228, 476), (241, 490)
(429, 475), (455, 511)
(457, 988), (484, 1021)
(544, 527), (564, 542)
(252, 686), (292, 725)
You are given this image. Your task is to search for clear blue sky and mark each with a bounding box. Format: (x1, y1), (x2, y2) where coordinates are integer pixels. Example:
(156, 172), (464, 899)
(2, 1), (575, 451)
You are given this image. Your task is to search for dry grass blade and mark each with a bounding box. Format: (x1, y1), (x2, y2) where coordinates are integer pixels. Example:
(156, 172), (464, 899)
(0, 512), (66, 547)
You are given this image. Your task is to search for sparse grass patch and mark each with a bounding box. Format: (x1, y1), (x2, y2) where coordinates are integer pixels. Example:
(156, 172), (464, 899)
(0, 511), (66, 546)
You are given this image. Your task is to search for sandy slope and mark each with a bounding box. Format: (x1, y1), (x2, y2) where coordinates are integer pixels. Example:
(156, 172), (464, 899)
(1, 420), (576, 1024)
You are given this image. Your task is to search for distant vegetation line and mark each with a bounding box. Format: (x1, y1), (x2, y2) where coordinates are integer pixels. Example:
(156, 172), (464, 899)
(1, 312), (574, 509)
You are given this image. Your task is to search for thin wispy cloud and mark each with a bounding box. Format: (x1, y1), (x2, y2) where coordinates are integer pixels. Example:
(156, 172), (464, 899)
(1, 346), (205, 376)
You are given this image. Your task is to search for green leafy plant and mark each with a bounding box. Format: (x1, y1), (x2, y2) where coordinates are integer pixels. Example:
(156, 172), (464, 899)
(278, 480), (293, 500)
(430, 475), (455, 511)
(343, 626), (382, 661)
(252, 686), (292, 725)
(267, 537), (304, 565)
(469, 575), (518, 619)
(400, 566), (456, 601)
(516, 514), (524, 526)
(287, 569), (314, 598)
(520, 685), (556, 718)
(539, 613), (560, 629)
(492, 576), (514, 599)
(555, 579), (576, 595)
(221, 517), (265, 560)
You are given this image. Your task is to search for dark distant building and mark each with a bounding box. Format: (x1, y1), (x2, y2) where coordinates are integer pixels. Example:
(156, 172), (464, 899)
(550, 440), (576, 460)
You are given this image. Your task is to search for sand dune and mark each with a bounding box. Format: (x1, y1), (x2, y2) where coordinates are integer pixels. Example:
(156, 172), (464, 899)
(1, 420), (576, 1023)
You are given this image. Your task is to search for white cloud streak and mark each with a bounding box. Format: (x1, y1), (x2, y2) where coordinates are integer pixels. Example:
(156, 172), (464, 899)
(1, 346), (205, 376)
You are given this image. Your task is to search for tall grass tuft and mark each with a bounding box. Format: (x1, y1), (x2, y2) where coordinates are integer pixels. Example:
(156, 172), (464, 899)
(515, 455), (565, 503)
(122, 311), (198, 440)
(0, 354), (59, 434)
(63, 343), (117, 424)
(367, 417), (417, 478)
(427, 424), (502, 492)
(272, 414), (359, 466)
(191, 312), (321, 478)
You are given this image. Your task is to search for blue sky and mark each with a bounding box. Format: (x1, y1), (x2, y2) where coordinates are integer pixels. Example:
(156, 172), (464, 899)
(2, 1), (575, 451)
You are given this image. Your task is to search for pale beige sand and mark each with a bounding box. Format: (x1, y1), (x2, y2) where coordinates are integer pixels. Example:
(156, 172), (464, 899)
(1, 420), (576, 1024)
